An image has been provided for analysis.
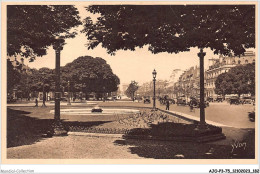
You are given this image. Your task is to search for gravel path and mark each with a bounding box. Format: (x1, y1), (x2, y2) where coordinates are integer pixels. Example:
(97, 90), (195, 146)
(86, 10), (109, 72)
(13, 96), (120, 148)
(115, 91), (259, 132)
(7, 136), (143, 159)
(7, 127), (254, 159)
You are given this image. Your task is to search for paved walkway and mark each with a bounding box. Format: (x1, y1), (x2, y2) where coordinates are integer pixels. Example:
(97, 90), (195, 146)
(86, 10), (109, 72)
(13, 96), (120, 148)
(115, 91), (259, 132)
(7, 136), (144, 159)
(7, 126), (254, 159)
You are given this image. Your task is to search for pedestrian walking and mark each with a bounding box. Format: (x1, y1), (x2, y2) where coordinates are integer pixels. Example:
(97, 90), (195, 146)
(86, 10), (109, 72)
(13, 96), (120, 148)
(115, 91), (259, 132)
(166, 100), (170, 110)
(189, 103), (194, 112)
(35, 98), (38, 107)
(189, 100), (194, 112)
(42, 93), (46, 107)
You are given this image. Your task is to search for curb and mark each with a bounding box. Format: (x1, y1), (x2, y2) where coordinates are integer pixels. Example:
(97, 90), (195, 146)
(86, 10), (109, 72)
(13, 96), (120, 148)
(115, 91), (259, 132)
(158, 108), (230, 127)
(67, 132), (226, 143)
(68, 132), (123, 138)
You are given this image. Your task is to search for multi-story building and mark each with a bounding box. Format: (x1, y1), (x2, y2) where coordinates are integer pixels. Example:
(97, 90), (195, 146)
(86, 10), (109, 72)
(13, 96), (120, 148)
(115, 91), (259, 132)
(137, 79), (170, 98)
(205, 51), (255, 98)
(136, 82), (152, 96)
(174, 66), (200, 99)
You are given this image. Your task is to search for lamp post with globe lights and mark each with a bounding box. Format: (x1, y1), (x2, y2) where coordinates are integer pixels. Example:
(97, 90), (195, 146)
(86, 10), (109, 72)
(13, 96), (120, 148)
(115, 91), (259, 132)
(52, 37), (67, 136)
(67, 80), (71, 105)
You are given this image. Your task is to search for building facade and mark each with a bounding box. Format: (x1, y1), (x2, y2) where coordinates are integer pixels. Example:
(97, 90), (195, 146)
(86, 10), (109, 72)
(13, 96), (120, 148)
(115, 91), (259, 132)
(205, 51), (255, 98)
(174, 66), (200, 99)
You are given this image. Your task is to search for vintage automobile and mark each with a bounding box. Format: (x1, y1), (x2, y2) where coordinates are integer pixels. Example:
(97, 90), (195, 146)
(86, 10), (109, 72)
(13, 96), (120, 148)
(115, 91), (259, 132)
(248, 111), (255, 122)
(215, 96), (224, 102)
(189, 97), (199, 107)
(190, 97), (209, 108)
(106, 96), (113, 100)
(207, 96), (214, 102)
(240, 96), (252, 104)
(60, 97), (68, 102)
(205, 100), (210, 107)
(143, 96), (151, 104)
(229, 96), (240, 105)
(177, 97), (186, 106)
(168, 98), (176, 104)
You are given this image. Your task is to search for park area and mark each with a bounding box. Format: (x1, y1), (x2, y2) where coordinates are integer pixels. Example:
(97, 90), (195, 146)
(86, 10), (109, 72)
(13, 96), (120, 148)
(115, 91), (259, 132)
(6, 101), (255, 159)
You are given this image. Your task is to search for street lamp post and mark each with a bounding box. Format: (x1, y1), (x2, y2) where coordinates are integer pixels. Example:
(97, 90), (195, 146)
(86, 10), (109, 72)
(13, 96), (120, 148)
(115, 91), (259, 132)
(198, 48), (207, 129)
(52, 37), (67, 136)
(41, 72), (46, 107)
(83, 83), (86, 102)
(67, 80), (71, 105)
(103, 86), (106, 102)
(42, 83), (46, 107)
(152, 69), (157, 111)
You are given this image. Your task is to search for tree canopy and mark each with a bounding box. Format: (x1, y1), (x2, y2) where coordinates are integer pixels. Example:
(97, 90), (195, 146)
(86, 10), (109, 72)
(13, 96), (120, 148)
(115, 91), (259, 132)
(62, 56), (120, 93)
(26, 56), (120, 94)
(125, 81), (139, 99)
(7, 59), (21, 93)
(82, 5), (255, 56)
(29, 67), (55, 93)
(7, 5), (81, 61)
(215, 63), (255, 96)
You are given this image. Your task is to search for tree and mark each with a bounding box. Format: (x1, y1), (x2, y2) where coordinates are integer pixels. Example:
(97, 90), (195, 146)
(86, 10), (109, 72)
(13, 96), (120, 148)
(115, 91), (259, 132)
(214, 73), (234, 97)
(215, 63), (255, 96)
(125, 81), (139, 101)
(83, 5), (254, 56)
(29, 67), (55, 100)
(7, 5), (81, 61)
(62, 56), (120, 96)
(7, 59), (21, 94)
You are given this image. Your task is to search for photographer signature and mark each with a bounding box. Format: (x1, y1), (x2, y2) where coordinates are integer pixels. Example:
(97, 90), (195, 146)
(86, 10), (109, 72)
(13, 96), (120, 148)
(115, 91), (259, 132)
(231, 141), (246, 153)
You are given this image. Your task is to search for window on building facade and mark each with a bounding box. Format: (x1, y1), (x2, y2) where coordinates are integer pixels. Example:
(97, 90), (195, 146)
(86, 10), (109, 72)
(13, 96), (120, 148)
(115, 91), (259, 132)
(238, 60), (241, 64)
(245, 60), (248, 64)
(232, 60), (236, 64)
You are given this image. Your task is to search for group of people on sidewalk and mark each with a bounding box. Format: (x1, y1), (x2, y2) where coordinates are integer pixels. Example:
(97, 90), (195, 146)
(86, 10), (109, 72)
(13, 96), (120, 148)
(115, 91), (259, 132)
(34, 95), (46, 107)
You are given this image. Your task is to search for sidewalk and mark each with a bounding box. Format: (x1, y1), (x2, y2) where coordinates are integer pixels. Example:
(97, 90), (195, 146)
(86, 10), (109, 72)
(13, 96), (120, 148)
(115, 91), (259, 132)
(6, 126), (254, 159)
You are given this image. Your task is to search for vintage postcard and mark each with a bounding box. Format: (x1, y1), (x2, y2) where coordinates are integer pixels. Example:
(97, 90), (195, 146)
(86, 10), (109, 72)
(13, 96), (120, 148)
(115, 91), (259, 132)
(1, 1), (258, 168)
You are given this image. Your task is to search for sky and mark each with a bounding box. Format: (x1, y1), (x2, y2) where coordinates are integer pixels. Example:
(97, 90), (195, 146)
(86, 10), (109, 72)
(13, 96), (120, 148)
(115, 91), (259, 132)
(24, 5), (222, 87)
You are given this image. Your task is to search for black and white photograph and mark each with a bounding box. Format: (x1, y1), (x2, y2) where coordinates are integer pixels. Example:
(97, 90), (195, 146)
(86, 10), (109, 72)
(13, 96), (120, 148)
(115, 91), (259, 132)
(1, 1), (258, 170)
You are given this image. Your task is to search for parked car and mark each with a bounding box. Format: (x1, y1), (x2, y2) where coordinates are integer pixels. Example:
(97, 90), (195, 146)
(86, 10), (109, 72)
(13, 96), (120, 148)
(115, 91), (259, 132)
(143, 96), (151, 104)
(241, 96), (252, 104)
(60, 97), (67, 101)
(168, 98), (175, 104)
(177, 98), (186, 106)
(189, 97), (199, 107)
(106, 96), (113, 100)
(229, 96), (240, 105)
(248, 111), (255, 122)
(215, 96), (224, 102)
(207, 96), (214, 102)
(205, 100), (210, 107)
(190, 97), (209, 108)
